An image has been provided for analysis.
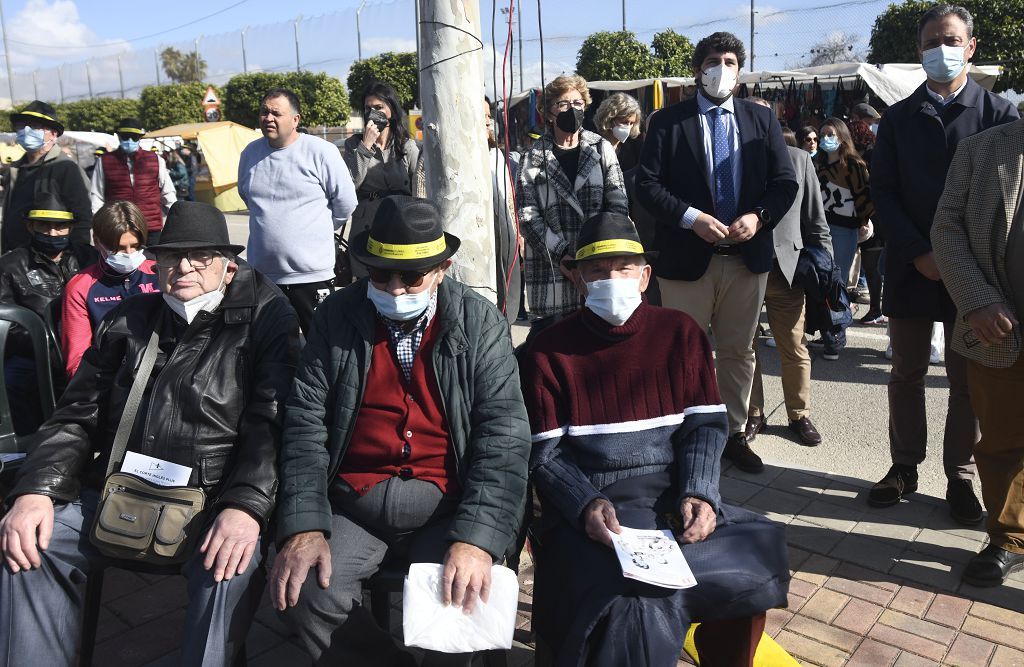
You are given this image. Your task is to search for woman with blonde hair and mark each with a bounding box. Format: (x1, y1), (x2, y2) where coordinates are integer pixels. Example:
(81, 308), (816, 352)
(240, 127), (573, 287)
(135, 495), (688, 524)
(516, 74), (629, 326)
(594, 92), (644, 171)
(62, 200), (159, 377)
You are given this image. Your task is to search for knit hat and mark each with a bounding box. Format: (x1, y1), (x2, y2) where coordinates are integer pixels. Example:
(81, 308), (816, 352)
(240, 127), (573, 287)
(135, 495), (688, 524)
(146, 201), (245, 255)
(10, 101), (64, 136)
(565, 212), (655, 267)
(25, 191), (73, 225)
(350, 195), (461, 272)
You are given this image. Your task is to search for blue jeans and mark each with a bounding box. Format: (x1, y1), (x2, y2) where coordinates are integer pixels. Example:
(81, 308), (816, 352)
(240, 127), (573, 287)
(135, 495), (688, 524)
(0, 491), (265, 666)
(822, 225), (859, 354)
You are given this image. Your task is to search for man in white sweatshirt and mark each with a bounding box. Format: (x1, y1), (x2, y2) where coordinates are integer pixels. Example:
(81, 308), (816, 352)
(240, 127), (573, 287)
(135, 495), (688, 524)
(238, 87), (358, 332)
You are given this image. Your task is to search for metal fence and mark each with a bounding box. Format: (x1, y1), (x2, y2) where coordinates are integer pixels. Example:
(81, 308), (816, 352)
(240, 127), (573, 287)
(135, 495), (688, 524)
(2, 0), (915, 107)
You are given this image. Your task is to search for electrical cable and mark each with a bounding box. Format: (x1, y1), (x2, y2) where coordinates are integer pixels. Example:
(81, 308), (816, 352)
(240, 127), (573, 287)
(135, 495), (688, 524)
(416, 20), (484, 73)
(500, 0), (522, 316)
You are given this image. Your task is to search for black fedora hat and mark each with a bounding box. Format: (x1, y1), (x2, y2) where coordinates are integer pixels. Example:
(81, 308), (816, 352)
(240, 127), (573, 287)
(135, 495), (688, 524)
(25, 191), (73, 225)
(10, 100), (64, 136)
(350, 195), (460, 272)
(115, 117), (145, 137)
(146, 201), (245, 255)
(565, 212), (655, 267)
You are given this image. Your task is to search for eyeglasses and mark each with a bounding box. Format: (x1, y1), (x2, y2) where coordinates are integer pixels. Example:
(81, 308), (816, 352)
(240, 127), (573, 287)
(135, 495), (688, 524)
(154, 250), (223, 269)
(366, 267), (431, 287)
(552, 100), (586, 112)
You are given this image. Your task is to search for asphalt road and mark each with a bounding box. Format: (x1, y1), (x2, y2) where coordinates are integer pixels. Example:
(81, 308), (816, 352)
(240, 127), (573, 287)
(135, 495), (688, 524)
(225, 211), (957, 501)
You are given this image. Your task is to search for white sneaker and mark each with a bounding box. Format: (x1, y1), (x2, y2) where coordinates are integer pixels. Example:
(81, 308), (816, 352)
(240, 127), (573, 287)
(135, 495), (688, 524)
(930, 345), (942, 364)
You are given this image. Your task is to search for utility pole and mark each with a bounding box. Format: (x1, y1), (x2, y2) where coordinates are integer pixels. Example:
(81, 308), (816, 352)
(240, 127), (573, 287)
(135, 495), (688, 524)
(31, 70), (37, 100)
(622, 0), (626, 31)
(417, 0), (496, 303)
(517, 0), (523, 89)
(356, 0), (367, 60)
(86, 60), (93, 98)
(194, 36), (202, 82)
(117, 54), (125, 98)
(241, 27), (249, 73)
(293, 15), (302, 72)
(57, 64), (64, 103)
(750, 0), (755, 72)
(0, 0), (15, 106)
(154, 48), (161, 85)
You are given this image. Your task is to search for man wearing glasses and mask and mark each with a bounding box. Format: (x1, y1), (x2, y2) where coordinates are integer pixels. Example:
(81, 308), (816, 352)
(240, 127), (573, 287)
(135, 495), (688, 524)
(272, 195), (530, 666)
(0, 200), (301, 665)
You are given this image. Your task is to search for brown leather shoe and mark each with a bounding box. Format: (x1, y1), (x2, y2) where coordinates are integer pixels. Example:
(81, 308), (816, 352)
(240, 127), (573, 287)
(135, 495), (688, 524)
(788, 416), (822, 446)
(744, 414), (767, 441)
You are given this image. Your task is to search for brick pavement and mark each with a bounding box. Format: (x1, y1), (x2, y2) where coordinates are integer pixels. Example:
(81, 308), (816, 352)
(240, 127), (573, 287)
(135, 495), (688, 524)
(85, 461), (1024, 666)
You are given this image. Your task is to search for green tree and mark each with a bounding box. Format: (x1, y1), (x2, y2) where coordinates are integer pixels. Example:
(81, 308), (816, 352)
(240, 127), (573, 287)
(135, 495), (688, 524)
(138, 82), (220, 129)
(651, 29), (695, 77)
(868, 0), (1024, 93)
(55, 97), (141, 132)
(160, 46), (208, 84)
(576, 31), (661, 82)
(346, 52), (419, 111)
(223, 71), (351, 128)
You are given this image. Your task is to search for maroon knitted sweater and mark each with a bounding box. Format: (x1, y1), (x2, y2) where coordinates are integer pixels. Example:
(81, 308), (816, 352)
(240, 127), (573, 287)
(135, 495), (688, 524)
(520, 302), (728, 525)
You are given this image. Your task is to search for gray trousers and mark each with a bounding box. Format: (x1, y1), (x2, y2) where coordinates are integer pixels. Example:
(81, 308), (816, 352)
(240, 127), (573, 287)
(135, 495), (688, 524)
(888, 317), (979, 479)
(0, 491), (264, 667)
(280, 477), (473, 667)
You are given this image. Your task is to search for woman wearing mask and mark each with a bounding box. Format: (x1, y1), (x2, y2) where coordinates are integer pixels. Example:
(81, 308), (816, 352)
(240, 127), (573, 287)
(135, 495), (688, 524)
(343, 81), (420, 202)
(594, 92), (644, 171)
(516, 74), (629, 328)
(796, 126), (818, 158)
(0, 192), (98, 433)
(62, 200), (159, 377)
(815, 117), (874, 360)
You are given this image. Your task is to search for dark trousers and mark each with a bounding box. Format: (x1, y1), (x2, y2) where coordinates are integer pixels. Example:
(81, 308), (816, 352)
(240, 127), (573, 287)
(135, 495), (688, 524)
(277, 279), (334, 334)
(888, 317), (979, 479)
(280, 477), (472, 667)
(4, 355), (43, 435)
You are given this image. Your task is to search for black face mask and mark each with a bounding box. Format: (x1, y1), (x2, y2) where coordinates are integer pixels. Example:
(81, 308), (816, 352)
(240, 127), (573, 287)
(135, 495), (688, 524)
(555, 108), (585, 134)
(32, 232), (70, 255)
(366, 109), (389, 131)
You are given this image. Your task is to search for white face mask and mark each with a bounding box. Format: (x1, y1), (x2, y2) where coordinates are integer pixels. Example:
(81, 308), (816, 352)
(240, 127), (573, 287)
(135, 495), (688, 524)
(611, 124), (632, 142)
(162, 261), (227, 324)
(367, 275), (436, 321)
(585, 277), (642, 326)
(701, 63), (738, 100)
(105, 249), (146, 274)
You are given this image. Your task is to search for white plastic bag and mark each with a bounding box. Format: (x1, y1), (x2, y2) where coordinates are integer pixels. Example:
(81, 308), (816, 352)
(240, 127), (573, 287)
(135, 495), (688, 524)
(402, 562), (519, 653)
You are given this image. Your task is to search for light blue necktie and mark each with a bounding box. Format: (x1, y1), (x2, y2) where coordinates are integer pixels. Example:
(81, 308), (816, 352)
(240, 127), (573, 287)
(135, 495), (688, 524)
(711, 107), (736, 225)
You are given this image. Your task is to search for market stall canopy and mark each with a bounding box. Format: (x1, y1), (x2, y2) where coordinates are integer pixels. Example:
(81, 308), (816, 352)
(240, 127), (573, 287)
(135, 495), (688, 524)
(145, 120), (246, 141)
(194, 122), (261, 189)
(506, 63), (1002, 109)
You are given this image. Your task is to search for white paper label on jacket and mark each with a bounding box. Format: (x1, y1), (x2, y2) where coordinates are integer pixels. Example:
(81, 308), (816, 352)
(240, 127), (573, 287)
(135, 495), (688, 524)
(120, 452), (192, 487)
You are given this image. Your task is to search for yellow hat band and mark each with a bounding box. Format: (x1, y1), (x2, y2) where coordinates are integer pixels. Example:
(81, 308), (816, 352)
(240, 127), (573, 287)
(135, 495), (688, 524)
(28, 209), (73, 220)
(117, 127), (144, 134)
(575, 239), (644, 261)
(17, 110), (58, 124)
(367, 235), (446, 260)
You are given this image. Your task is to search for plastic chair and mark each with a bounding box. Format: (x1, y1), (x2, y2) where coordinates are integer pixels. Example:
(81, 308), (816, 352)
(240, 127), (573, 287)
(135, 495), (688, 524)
(0, 304), (57, 473)
(80, 560), (248, 667)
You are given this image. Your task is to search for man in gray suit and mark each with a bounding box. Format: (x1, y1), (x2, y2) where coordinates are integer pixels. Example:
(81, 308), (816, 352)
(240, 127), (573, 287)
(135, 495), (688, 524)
(745, 119), (833, 446)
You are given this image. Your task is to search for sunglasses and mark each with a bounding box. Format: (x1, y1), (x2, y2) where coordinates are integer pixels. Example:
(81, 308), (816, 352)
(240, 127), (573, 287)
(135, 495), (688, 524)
(367, 267), (432, 287)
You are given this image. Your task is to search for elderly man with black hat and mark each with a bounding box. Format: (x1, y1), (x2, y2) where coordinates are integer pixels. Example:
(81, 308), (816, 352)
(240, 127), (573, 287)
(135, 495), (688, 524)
(1, 101), (92, 253)
(0, 200), (300, 666)
(520, 212), (790, 667)
(271, 195), (530, 666)
(90, 117), (178, 245)
(0, 191), (99, 434)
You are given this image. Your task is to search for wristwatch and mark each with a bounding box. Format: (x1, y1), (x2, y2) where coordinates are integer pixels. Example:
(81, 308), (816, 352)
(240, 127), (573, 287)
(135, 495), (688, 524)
(753, 207), (771, 226)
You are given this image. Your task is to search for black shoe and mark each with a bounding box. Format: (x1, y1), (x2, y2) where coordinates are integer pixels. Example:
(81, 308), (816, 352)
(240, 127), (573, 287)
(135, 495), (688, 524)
(962, 544), (1024, 587)
(723, 433), (764, 473)
(867, 464), (918, 507)
(946, 479), (984, 525)
(744, 414), (767, 441)
(788, 416), (822, 446)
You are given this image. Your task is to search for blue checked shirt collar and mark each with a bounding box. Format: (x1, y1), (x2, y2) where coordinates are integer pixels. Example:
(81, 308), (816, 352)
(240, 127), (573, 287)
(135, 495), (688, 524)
(696, 90), (736, 117)
(378, 289), (439, 381)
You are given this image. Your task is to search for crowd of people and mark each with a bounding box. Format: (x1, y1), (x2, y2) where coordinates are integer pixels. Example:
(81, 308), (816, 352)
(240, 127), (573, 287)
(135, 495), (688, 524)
(0, 3), (1020, 666)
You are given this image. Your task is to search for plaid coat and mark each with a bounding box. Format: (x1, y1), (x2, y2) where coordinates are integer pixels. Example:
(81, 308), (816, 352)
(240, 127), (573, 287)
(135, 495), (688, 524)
(516, 130), (628, 318)
(932, 120), (1024, 368)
